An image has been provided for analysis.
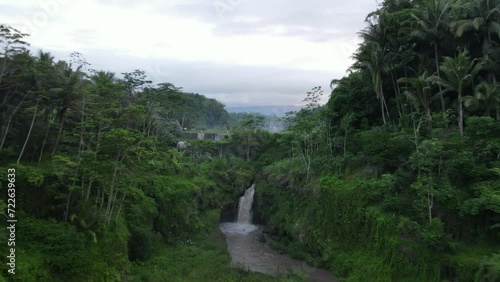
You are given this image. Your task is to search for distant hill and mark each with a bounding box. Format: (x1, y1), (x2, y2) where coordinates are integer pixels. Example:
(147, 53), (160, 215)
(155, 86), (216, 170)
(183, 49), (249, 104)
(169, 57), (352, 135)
(225, 105), (303, 117)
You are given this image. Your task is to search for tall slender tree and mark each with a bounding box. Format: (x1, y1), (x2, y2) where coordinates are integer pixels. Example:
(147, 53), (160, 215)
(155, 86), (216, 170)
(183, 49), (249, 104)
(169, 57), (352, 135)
(398, 70), (433, 119)
(451, 0), (500, 58)
(428, 50), (483, 136)
(412, 0), (453, 113)
(352, 42), (390, 124)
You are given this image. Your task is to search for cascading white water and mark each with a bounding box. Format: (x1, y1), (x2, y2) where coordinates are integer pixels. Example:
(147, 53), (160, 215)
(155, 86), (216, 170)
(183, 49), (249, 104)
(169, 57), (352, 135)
(237, 184), (255, 224)
(219, 184), (339, 281)
(219, 184), (258, 234)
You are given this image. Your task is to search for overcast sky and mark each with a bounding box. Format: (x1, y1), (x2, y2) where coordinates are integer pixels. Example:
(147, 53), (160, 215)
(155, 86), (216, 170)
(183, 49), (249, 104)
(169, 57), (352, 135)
(1, 0), (379, 106)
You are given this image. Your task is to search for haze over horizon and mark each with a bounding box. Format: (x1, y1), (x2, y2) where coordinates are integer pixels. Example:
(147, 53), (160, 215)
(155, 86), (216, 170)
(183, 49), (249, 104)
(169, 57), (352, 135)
(1, 0), (379, 106)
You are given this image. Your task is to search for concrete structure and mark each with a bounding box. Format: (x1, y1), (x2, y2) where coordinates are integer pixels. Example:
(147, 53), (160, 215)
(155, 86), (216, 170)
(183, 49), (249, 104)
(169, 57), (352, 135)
(176, 141), (189, 149)
(181, 132), (231, 141)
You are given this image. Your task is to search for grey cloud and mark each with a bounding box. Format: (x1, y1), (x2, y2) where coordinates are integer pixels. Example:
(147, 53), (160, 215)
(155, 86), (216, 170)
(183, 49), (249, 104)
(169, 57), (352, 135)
(9, 0), (376, 107)
(68, 29), (100, 47)
(37, 47), (339, 106)
(212, 19), (357, 42)
(173, 1), (221, 22)
(0, 5), (28, 17)
(173, 0), (376, 42)
(92, 0), (144, 7)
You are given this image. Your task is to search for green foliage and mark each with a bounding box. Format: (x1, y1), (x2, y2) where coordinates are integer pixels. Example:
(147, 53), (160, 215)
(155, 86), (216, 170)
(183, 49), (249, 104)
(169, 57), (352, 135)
(262, 157), (304, 187)
(13, 215), (93, 281)
(129, 210), (305, 282)
(476, 252), (500, 282)
(328, 72), (379, 128)
(0, 163), (44, 187)
(0, 23), (266, 281)
(461, 180), (500, 220)
(256, 176), (443, 281)
(2, 0), (500, 280)
(256, 70), (499, 280)
(230, 115), (274, 162)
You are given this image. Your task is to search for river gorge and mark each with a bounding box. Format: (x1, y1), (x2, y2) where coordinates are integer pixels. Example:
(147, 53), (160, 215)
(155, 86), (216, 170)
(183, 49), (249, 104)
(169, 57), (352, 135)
(219, 184), (339, 282)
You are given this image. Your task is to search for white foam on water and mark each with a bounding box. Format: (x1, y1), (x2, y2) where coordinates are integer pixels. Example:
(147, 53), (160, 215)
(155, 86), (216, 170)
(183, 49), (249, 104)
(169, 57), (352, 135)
(219, 222), (259, 234)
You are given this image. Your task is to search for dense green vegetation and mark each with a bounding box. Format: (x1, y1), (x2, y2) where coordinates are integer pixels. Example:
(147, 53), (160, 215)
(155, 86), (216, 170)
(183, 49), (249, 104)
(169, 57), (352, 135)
(1, 0), (500, 281)
(0, 24), (285, 281)
(253, 0), (500, 281)
(130, 210), (304, 282)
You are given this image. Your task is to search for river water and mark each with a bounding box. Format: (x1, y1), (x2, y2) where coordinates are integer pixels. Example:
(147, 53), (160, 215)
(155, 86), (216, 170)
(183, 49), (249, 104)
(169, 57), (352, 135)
(219, 184), (338, 282)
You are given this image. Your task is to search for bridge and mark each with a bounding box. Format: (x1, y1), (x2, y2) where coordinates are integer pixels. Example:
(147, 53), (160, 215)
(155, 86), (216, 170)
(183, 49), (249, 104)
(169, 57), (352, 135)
(180, 132), (231, 141)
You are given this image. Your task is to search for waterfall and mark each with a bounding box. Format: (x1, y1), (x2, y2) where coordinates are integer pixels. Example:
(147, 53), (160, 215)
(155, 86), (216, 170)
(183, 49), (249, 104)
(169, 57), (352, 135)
(219, 184), (257, 234)
(237, 184), (255, 224)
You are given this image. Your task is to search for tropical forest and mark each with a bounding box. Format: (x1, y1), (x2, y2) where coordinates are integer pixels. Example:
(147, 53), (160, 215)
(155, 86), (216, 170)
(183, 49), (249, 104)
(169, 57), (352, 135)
(0, 0), (499, 281)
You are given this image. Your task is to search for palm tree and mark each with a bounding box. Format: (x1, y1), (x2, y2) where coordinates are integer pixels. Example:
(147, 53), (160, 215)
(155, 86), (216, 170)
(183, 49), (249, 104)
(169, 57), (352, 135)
(359, 12), (389, 52)
(18, 51), (56, 163)
(354, 12), (396, 124)
(351, 42), (390, 124)
(398, 70), (433, 120)
(34, 51), (57, 90)
(451, 0), (500, 58)
(412, 0), (453, 113)
(427, 50), (483, 136)
(463, 79), (500, 119)
(50, 61), (85, 156)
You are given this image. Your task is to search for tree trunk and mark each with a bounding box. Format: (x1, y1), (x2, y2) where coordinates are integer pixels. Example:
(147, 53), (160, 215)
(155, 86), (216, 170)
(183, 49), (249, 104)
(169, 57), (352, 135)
(85, 178), (94, 204)
(105, 163), (119, 221)
(324, 120), (334, 155)
(434, 44), (446, 115)
(115, 193), (126, 221)
(17, 99), (40, 164)
(38, 122), (51, 163)
(51, 116), (66, 156)
(143, 99), (155, 134)
(147, 119), (153, 137)
(427, 174), (433, 223)
(299, 139), (312, 181)
(63, 190), (72, 222)
(94, 125), (107, 159)
(391, 71), (403, 119)
(382, 86), (390, 118)
(94, 187), (100, 209)
(107, 189), (119, 225)
(427, 191), (433, 223)
(380, 99), (386, 125)
(98, 188), (105, 215)
(1, 95), (26, 151)
(77, 96), (86, 159)
(458, 92), (464, 136)
(80, 175), (85, 198)
(95, 123), (102, 157)
(380, 85), (388, 124)
(426, 106), (432, 121)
